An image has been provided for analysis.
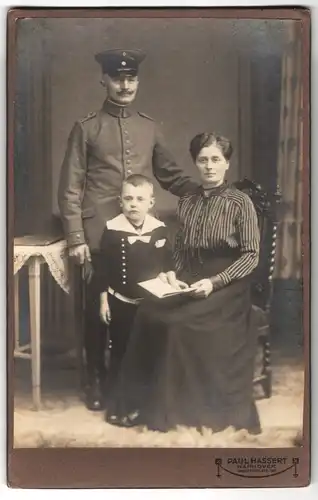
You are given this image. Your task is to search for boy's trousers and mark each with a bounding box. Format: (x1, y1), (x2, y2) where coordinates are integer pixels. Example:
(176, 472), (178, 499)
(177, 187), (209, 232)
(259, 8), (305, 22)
(107, 293), (139, 385)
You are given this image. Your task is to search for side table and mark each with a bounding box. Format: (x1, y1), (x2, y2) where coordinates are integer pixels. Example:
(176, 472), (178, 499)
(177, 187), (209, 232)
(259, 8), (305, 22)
(13, 237), (70, 409)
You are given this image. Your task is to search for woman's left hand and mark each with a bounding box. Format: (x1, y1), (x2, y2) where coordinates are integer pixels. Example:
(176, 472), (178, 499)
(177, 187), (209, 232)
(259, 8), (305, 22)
(161, 271), (189, 290)
(190, 279), (213, 298)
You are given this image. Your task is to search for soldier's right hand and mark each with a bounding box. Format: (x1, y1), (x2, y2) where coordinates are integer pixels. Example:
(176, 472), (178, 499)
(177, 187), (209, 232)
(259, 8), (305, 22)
(69, 243), (91, 265)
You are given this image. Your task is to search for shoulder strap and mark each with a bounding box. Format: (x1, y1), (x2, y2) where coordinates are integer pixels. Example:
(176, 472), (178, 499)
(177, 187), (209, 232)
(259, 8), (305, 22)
(138, 111), (155, 121)
(79, 111), (97, 123)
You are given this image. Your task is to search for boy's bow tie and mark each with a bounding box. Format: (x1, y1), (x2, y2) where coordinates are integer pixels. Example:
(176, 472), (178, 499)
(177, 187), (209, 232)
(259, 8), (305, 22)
(127, 235), (151, 244)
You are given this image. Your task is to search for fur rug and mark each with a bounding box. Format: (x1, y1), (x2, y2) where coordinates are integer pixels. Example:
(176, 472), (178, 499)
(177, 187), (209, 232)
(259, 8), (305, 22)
(14, 419), (301, 449)
(13, 358), (304, 448)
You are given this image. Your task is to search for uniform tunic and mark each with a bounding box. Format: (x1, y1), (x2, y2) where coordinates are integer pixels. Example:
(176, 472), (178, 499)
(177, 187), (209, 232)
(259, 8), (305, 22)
(106, 184), (262, 434)
(58, 99), (198, 250)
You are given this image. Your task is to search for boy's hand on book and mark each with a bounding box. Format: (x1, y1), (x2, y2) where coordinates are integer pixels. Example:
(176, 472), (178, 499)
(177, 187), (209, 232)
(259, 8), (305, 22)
(158, 272), (169, 284)
(190, 279), (213, 298)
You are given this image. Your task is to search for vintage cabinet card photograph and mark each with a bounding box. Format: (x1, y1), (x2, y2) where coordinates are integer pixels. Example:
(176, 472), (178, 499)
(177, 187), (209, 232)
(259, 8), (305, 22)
(7, 7), (310, 488)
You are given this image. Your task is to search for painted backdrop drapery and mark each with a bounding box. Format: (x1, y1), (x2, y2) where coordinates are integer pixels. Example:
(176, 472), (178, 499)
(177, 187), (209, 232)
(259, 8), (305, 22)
(14, 20), (76, 353)
(275, 21), (303, 280)
(271, 21), (304, 343)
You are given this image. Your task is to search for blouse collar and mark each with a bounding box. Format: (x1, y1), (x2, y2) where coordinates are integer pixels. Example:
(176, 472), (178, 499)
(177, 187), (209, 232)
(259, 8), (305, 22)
(199, 182), (229, 198)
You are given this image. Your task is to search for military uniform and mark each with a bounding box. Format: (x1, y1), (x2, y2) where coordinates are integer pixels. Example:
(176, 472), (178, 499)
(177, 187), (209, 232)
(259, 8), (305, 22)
(58, 99), (197, 251)
(57, 49), (198, 411)
(93, 213), (172, 387)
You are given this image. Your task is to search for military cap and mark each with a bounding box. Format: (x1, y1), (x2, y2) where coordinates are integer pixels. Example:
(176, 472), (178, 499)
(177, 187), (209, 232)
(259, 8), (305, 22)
(95, 48), (146, 77)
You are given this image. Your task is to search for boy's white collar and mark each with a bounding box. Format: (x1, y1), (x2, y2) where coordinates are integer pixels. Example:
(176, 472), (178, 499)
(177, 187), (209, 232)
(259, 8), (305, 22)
(106, 213), (165, 235)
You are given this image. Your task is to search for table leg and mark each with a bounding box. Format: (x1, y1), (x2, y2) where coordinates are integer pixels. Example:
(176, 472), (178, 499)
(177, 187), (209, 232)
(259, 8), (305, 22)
(29, 257), (41, 410)
(14, 273), (20, 352)
(73, 263), (86, 392)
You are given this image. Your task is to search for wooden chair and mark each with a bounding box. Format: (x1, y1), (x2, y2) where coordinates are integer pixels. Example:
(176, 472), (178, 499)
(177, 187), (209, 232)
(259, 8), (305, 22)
(234, 178), (282, 399)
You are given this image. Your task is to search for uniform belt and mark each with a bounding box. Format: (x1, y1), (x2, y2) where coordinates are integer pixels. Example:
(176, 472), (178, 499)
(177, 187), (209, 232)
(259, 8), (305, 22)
(108, 287), (143, 305)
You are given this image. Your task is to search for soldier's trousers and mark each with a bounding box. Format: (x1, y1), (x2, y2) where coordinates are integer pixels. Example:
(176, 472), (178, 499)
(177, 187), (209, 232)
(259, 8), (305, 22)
(72, 261), (108, 384)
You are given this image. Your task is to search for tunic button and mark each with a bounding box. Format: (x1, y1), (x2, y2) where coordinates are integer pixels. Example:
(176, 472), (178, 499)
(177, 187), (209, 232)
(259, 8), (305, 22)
(126, 149), (130, 154)
(123, 281), (127, 284)
(124, 130), (129, 135)
(127, 169), (132, 175)
(127, 159), (131, 165)
(122, 256), (126, 260)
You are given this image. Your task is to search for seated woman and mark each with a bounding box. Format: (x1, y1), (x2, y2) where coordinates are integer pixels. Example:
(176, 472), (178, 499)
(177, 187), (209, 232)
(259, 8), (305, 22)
(105, 132), (262, 435)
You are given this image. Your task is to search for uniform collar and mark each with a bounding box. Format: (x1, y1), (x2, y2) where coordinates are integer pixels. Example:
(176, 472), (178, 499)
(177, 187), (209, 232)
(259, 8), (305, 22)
(106, 213), (165, 235)
(102, 99), (136, 118)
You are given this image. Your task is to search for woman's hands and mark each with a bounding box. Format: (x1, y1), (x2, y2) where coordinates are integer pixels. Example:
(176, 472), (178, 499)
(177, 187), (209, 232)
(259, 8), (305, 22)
(190, 279), (213, 298)
(158, 273), (214, 297)
(100, 291), (111, 325)
(158, 271), (189, 291)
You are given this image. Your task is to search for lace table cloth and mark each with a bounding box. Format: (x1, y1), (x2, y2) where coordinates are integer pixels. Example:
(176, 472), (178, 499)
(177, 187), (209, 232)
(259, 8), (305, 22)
(13, 239), (70, 293)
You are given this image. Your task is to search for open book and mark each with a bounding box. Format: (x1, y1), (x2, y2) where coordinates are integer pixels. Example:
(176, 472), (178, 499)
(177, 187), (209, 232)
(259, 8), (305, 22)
(138, 277), (193, 299)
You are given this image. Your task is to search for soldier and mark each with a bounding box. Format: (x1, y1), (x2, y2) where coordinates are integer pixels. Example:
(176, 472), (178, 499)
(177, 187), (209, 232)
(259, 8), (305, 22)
(58, 48), (198, 412)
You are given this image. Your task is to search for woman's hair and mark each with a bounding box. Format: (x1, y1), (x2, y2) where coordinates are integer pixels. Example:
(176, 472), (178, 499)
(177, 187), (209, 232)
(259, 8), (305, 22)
(189, 132), (233, 162)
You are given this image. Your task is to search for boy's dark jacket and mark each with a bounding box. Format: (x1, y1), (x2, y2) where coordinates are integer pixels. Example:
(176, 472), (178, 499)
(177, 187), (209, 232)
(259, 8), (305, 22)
(92, 213), (173, 299)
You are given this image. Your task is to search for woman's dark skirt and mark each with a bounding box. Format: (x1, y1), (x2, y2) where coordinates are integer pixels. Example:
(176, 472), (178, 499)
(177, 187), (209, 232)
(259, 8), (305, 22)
(106, 255), (261, 434)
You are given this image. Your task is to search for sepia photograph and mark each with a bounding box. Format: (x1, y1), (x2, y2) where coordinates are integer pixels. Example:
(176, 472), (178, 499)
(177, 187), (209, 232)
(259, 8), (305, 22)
(7, 7), (310, 487)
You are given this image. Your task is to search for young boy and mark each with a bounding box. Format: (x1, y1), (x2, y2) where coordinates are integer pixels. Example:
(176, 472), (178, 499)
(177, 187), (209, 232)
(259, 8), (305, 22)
(93, 174), (183, 387)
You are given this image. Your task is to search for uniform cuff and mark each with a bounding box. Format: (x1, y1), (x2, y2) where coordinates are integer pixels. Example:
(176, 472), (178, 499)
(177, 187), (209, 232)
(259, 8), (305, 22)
(169, 178), (199, 197)
(210, 273), (230, 290)
(67, 230), (86, 247)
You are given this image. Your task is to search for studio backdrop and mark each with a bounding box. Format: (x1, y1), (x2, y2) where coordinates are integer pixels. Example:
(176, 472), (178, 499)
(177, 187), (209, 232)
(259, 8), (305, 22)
(13, 17), (302, 351)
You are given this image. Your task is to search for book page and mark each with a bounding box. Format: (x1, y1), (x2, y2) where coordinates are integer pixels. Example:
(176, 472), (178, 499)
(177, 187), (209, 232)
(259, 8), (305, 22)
(138, 277), (193, 299)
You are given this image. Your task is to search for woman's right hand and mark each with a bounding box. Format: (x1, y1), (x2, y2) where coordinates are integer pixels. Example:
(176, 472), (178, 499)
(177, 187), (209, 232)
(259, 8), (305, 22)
(190, 279), (213, 298)
(100, 292), (111, 325)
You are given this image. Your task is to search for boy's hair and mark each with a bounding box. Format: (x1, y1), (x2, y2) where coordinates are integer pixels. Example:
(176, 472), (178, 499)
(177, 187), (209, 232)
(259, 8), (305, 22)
(122, 174), (154, 193)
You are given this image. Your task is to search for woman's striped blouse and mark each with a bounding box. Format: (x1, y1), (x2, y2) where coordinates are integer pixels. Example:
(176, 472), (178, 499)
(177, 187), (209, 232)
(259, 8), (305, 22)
(173, 184), (260, 288)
